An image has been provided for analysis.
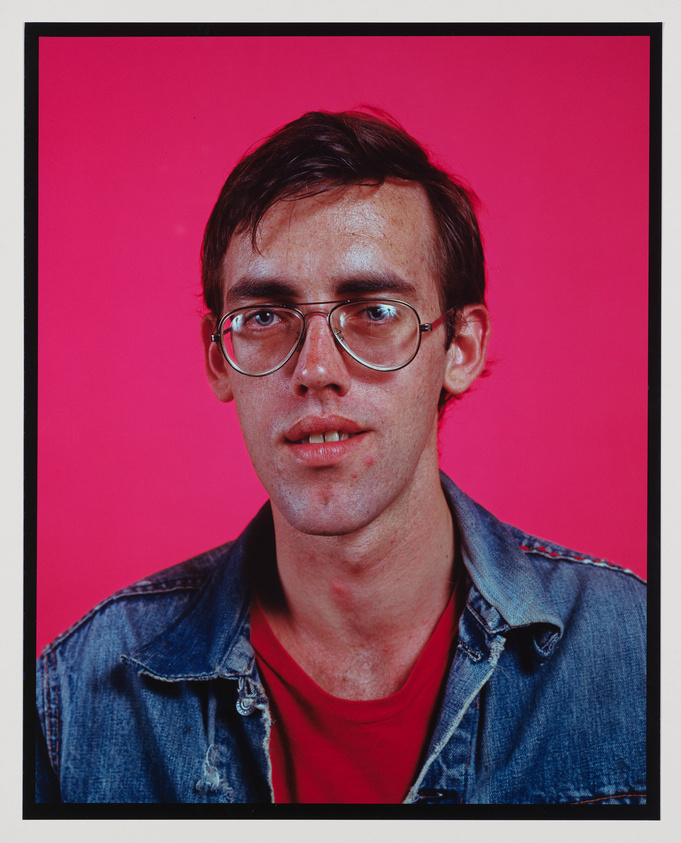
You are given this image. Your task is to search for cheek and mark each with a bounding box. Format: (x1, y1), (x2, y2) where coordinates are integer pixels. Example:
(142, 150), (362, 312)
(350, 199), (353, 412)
(404, 350), (446, 403)
(397, 361), (445, 434)
(232, 383), (273, 442)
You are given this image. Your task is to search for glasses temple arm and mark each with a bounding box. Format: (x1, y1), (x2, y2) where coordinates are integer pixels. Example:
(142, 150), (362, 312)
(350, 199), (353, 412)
(420, 307), (455, 332)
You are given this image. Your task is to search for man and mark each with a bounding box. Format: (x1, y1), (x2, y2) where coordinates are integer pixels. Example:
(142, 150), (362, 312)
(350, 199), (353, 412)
(35, 111), (646, 804)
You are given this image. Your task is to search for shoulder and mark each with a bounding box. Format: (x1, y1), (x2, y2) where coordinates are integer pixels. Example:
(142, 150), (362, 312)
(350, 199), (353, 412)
(37, 541), (234, 670)
(442, 472), (646, 623)
(507, 524), (646, 600)
(468, 525), (648, 803)
(503, 525), (647, 666)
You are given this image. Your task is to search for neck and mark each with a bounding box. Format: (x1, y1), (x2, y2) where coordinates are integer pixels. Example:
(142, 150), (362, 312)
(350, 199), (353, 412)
(258, 468), (457, 698)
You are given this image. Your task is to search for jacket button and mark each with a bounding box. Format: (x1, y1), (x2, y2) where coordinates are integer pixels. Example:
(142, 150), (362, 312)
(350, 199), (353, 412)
(236, 695), (257, 716)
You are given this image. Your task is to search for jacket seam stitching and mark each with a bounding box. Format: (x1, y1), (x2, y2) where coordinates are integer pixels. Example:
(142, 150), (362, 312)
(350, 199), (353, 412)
(464, 602), (488, 633)
(465, 601), (508, 635)
(122, 659), (237, 683)
(459, 694), (479, 805)
(518, 545), (646, 584)
(568, 792), (646, 805)
(41, 654), (50, 767)
(45, 649), (59, 773)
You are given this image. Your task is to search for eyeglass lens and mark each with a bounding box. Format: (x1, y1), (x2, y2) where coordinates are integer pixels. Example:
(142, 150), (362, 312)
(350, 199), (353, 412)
(222, 301), (421, 375)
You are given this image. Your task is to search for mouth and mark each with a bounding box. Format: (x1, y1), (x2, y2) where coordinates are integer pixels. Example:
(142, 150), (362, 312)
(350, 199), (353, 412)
(293, 430), (357, 445)
(284, 415), (366, 445)
(283, 416), (368, 466)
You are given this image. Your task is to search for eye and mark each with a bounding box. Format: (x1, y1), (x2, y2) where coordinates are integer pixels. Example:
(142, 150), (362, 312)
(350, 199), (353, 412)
(361, 304), (398, 323)
(243, 309), (282, 329)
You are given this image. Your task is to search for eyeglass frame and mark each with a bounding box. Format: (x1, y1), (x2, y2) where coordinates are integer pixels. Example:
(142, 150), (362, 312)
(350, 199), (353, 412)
(210, 298), (455, 377)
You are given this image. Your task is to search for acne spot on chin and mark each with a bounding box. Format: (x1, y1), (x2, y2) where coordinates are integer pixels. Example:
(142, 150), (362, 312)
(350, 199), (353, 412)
(365, 456), (374, 468)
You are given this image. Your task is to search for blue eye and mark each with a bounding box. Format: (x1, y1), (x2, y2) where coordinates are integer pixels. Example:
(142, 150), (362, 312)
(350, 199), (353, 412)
(363, 304), (398, 322)
(244, 309), (281, 328)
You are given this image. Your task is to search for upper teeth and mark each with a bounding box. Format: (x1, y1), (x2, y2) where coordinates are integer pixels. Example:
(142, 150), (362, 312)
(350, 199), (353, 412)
(306, 431), (351, 444)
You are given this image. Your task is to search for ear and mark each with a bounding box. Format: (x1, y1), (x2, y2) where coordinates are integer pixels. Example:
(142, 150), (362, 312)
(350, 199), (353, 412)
(443, 304), (491, 396)
(201, 314), (234, 403)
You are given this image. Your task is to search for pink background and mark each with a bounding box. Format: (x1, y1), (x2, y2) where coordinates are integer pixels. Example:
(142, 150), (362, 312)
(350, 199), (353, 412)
(36, 35), (650, 655)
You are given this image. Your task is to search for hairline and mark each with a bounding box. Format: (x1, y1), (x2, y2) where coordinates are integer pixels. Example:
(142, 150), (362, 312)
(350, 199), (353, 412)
(218, 178), (448, 318)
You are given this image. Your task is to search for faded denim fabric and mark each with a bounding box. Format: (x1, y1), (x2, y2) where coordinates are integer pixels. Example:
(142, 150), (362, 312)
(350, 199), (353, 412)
(35, 474), (647, 804)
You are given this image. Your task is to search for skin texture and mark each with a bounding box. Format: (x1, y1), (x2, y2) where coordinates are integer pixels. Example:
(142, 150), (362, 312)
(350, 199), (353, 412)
(203, 181), (489, 698)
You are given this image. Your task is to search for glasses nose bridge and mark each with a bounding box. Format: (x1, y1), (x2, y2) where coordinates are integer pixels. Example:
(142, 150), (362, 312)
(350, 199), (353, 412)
(297, 306), (337, 344)
(302, 307), (332, 321)
(291, 305), (348, 374)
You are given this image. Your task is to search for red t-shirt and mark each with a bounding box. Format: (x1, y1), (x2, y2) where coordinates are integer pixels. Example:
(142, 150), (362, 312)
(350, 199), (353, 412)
(250, 588), (460, 803)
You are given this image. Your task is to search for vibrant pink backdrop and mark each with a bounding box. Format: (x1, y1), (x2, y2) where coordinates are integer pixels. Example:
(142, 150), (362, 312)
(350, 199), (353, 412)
(36, 35), (650, 655)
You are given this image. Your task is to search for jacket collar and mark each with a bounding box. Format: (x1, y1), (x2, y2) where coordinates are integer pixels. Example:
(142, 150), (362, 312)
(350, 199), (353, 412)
(123, 503), (275, 681)
(441, 473), (563, 638)
(124, 474), (562, 681)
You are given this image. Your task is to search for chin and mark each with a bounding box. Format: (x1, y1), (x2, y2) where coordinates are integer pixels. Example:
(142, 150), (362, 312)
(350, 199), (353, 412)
(271, 490), (380, 538)
(282, 507), (373, 538)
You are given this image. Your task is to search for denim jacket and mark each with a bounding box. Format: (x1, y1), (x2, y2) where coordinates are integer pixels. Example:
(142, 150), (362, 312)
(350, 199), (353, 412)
(35, 474), (647, 804)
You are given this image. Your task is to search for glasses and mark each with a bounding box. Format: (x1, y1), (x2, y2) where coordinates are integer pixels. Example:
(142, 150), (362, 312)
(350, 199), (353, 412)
(211, 299), (454, 377)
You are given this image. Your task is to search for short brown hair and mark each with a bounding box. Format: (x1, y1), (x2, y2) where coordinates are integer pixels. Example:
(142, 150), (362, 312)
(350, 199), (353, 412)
(201, 110), (487, 412)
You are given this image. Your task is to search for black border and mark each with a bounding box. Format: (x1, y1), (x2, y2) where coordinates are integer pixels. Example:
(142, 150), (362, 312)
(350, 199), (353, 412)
(21, 21), (667, 37)
(23, 21), (662, 821)
(645, 20), (662, 822)
(24, 18), (40, 821)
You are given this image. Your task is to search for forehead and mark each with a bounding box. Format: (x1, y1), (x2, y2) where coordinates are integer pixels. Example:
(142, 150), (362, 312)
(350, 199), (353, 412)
(221, 181), (440, 308)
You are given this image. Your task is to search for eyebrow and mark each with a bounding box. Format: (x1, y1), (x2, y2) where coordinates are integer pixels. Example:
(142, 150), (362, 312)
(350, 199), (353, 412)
(225, 272), (418, 306)
(225, 277), (300, 306)
(334, 273), (418, 299)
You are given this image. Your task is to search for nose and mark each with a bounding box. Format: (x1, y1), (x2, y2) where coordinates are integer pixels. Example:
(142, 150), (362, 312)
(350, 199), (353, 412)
(291, 311), (352, 396)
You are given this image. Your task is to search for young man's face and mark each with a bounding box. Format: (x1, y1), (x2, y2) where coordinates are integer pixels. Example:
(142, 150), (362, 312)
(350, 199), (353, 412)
(204, 181), (484, 538)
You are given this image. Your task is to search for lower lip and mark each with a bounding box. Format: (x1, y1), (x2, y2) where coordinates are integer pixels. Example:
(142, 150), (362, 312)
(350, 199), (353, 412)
(285, 432), (367, 467)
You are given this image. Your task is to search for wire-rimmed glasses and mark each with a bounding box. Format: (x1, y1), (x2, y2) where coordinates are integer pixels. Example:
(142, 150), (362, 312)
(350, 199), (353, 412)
(210, 299), (453, 377)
